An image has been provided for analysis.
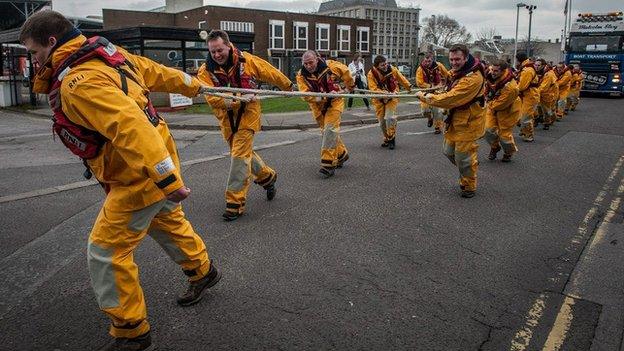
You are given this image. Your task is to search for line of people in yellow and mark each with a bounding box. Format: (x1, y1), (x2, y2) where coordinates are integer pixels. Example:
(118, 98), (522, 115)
(19, 11), (584, 350)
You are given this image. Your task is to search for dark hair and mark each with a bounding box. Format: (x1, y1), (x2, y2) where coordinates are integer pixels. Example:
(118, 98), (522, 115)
(206, 29), (230, 45)
(373, 55), (386, 67)
(491, 59), (508, 70)
(449, 44), (469, 58)
(424, 51), (434, 59)
(516, 52), (528, 63)
(536, 58), (547, 65)
(19, 10), (74, 46)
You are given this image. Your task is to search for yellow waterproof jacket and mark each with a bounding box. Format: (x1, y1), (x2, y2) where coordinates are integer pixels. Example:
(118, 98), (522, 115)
(423, 69), (485, 142)
(367, 66), (411, 105)
(38, 35), (202, 211)
(416, 62), (450, 110)
(538, 70), (558, 103)
(517, 59), (539, 104)
(486, 76), (521, 130)
(296, 60), (355, 118)
(197, 51), (292, 135)
(415, 62), (450, 88)
(570, 72), (583, 91)
(557, 69), (572, 98)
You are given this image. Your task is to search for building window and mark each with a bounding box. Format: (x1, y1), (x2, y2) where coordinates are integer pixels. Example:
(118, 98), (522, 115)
(355, 9), (360, 18)
(316, 23), (330, 51)
(293, 21), (309, 50)
(198, 21), (207, 29)
(220, 21), (254, 33)
(337, 25), (351, 52)
(357, 26), (369, 52)
(366, 9), (371, 18)
(270, 57), (282, 70)
(269, 20), (285, 49)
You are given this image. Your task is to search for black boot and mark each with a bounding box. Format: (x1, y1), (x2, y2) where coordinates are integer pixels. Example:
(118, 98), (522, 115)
(381, 140), (389, 147)
(501, 154), (512, 163)
(336, 152), (349, 168)
(222, 211), (242, 222)
(388, 138), (396, 150)
(98, 332), (154, 351)
(177, 261), (222, 306)
(487, 146), (501, 160)
(319, 167), (335, 178)
(461, 190), (475, 198)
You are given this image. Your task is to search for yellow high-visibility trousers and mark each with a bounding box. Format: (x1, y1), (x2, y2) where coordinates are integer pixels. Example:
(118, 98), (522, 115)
(484, 113), (518, 156)
(443, 138), (479, 192)
(539, 99), (557, 126)
(225, 129), (275, 216)
(373, 98), (399, 142)
(519, 94), (538, 140)
(87, 200), (211, 339)
(315, 106), (348, 170)
(421, 102), (444, 132)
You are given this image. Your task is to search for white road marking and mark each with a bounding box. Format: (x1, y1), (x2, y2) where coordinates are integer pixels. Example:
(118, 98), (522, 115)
(0, 140), (298, 204)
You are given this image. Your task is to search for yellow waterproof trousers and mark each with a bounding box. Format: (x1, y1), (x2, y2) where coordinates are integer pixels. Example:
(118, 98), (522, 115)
(315, 106), (348, 170)
(568, 90), (580, 110)
(538, 99), (557, 126)
(484, 114), (517, 156)
(556, 89), (570, 119)
(225, 129), (276, 216)
(519, 95), (538, 140)
(421, 103), (445, 132)
(87, 200), (210, 339)
(443, 138), (479, 192)
(373, 98), (399, 142)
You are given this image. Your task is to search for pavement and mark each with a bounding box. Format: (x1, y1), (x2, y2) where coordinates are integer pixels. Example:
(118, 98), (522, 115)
(5, 100), (423, 131)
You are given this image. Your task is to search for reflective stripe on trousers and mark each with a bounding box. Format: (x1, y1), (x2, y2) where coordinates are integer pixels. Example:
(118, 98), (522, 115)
(226, 128), (275, 214)
(443, 138), (479, 191)
(87, 199), (210, 339)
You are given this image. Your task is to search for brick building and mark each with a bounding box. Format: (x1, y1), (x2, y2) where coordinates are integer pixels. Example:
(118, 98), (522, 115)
(317, 0), (420, 69)
(103, 5), (373, 79)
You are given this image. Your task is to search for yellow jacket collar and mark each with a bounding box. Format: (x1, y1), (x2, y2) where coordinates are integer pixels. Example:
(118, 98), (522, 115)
(50, 34), (88, 70)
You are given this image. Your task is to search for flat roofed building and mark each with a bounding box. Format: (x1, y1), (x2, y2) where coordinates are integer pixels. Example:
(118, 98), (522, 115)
(317, 0), (420, 69)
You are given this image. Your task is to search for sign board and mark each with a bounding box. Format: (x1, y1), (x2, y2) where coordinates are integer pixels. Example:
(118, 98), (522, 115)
(571, 22), (624, 33)
(169, 93), (193, 108)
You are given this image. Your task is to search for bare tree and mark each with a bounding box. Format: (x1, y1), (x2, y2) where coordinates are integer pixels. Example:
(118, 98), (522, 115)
(422, 14), (473, 48)
(517, 35), (545, 57)
(476, 27), (500, 42)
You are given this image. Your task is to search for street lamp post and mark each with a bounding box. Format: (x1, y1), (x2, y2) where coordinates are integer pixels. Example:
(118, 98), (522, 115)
(513, 3), (527, 67)
(526, 5), (537, 57)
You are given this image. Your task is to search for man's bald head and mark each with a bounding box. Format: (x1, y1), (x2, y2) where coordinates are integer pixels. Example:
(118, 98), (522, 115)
(302, 50), (320, 73)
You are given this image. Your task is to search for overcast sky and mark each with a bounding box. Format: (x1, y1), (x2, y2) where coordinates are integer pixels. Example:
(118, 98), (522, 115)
(52, 0), (622, 41)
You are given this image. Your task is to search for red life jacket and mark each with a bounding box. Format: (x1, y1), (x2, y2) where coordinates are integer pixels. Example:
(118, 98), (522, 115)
(445, 55), (485, 122)
(420, 61), (441, 85)
(47, 36), (159, 162)
(299, 59), (341, 93)
(205, 45), (257, 89)
(371, 66), (398, 92)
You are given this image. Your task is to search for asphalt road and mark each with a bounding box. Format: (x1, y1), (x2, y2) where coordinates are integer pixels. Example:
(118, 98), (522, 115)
(0, 96), (623, 351)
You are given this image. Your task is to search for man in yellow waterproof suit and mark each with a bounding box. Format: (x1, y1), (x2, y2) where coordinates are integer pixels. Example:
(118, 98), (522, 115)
(484, 60), (521, 162)
(515, 52), (540, 142)
(416, 44), (486, 198)
(197, 30), (293, 221)
(568, 65), (583, 111)
(21, 10), (220, 350)
(555, 62), (572, 121)
(535, 59), (559, 130)
(416, 52), (450, 134)
(367, 55), (412, 149)
(296, 50), (354, 178)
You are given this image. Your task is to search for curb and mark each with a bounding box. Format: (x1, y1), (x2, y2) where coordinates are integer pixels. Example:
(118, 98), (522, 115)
(168, 113), (424, 131)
